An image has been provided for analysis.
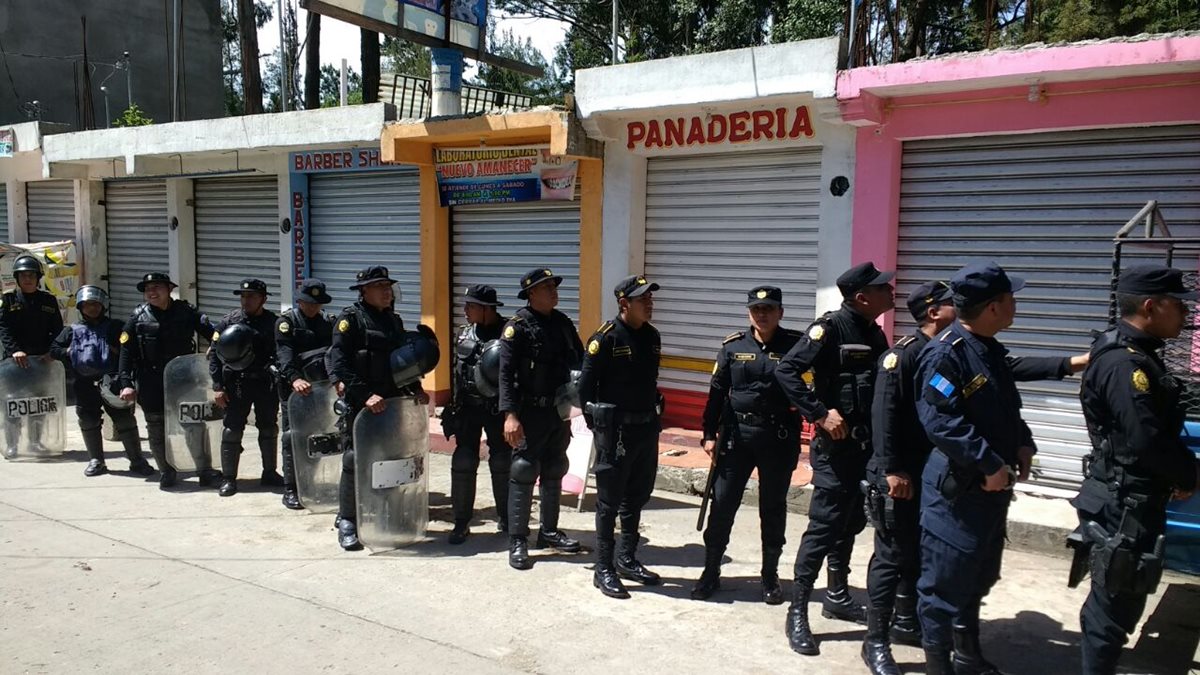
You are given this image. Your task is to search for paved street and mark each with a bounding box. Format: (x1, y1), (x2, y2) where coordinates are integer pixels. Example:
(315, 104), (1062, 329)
(2, 426), (1197, 675)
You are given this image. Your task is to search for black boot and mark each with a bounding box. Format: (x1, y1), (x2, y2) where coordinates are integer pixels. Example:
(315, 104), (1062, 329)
(952, 625), (1002, 675)
(118, 425), (153, 475)
(786, 584), (820, 656)
(81, 426), (108, 476)
(509, 536), (531, 570)
(862, 607), (901, 675)
(761, 546), (784, 605)
(490, 471), (509, 532)
(535, 479), (581, 552)
(449, 472), (476, 545)
(281, 489), (303, 510)
(924, 646), (955, 675)
(615, 532), (660, 586)
(890, 592), (923, 647)
(259, 435), (283, 486)
(690, 549), (723, 600)
(337, 517), (363, 551)
(594, 538), (630, 599)
(219, 437), (240, 497)
(147, 416), (176, 489)
(822, 565), (867, 624)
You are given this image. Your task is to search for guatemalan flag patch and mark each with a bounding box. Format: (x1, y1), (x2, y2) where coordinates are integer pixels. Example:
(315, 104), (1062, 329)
(930, 373), (956, 397)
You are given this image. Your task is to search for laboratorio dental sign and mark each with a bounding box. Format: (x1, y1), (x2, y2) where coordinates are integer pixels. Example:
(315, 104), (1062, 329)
(434, 145), (578, 207)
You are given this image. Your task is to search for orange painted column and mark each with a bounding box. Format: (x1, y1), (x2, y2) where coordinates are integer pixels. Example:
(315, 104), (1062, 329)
(418, 163), (452, 402)
(577, 158), (603, 337)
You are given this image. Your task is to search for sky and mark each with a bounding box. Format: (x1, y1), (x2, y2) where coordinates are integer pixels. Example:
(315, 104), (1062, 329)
(255, 5), (569, 82)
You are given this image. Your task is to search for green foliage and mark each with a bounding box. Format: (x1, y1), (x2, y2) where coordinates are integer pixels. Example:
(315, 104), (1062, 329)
(473, 24), (564, 106)
(382, 37), (433, 78)
(221, 0), (274, 115)
(112, 103), (153, 127)
(319, 64), (364, 107)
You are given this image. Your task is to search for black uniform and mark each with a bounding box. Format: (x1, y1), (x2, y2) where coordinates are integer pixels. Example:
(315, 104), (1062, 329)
(777, 303), (889, 595)
(579, 315), (662, 578)
(0, 288), (63, 358)
(498, 305), (584, 543)
(699, 324), (803, 577)
(118, 300), (213, 474)
(0, 288), (63, 454)
(1074, 319), (1199, 674)
(275, 306), (334, 494)
(327, 300), (418, 526)
(50, 315), (142, 466)
(210, 308), (280, 483)
(448, 317), (512, 529)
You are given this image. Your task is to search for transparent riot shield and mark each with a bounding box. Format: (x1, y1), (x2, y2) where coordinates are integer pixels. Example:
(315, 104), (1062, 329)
(353, 396), (430, 551)
(163, 354), (223, 473)
(0, 358), (66, 460)
(288, 383), (341, 513)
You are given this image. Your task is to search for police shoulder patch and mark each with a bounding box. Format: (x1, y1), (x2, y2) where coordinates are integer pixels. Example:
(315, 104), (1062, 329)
(503, 325), (516, 340)
(722, 331), (744, 345)
(882, 352), (899, 370)
(1132, 368), (1150, 393)
(896, 335), (917, 347)
(808, 324), (826, 341)
(278, 321), (290, 334)
(587, 339), (600, 355)
(337, 319), (351, 333)
(119, 331), (130, 345)
(598, 321), (615, 334)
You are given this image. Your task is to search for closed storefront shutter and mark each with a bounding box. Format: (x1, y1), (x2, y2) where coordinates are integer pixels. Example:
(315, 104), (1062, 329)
(308, 170), (422, 324)
(0, 184), (8, 243)
(644, 148), (824, 425)
(452, 198), (582, 333)
(194, 176), (280, 319)
(895, 125), (1200, 490)
(104, 181), (169, 319)
(26, 180), (75, 243)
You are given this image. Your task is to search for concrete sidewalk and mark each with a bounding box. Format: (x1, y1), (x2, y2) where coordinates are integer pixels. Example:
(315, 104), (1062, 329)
(2, 418), (1197, 674)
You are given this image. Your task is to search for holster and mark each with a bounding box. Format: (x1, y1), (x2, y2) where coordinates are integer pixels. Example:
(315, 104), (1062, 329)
(1066, 525), (1091, 588)
(440, 405), (460, 441)
(586, 402), (618, 463)
(1085, 497), (1167, 595)
(860, 480), (893, 537)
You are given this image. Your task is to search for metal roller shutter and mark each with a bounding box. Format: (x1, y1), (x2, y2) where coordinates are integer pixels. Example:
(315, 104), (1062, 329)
(645, 148), (823, 422)
(0, 185), (8, 243)
(308, 170), (422, 324)
(194, 176), (281, 319)
(26, 180), (75, 243)
(104, 181), (169, 319)
(452, 197), (583, 331)
(896, 125), (1200, 490)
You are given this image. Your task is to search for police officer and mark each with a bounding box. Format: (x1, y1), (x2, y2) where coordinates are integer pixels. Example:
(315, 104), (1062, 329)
(118, 272), (216, 488)
(579, 275), (663, 599)
(1073, 265), (1200, 675)
(691, 285), (804, 603)
(275, 278), (335, 510)
(327, 266), (428, 551)
(445, 284), (511, 544)
(775, 262), (894, 656)
(50, 286), (152, 476)
(913, 262), (1037, 675)
(863, 281), (1088, 674)
(0, 255), (63, 457)
(499, 268), (585, 570)
(210, 279), (280, 497)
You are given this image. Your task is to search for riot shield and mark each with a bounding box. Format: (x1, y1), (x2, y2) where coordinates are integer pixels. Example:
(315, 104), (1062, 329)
(288, 383), (341, 513)
(353, 396), (430, 551)
(163, 354), (223, 473)
(0, 358), (66, 460)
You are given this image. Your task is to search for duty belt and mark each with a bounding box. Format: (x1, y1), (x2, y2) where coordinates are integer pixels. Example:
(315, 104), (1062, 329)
(616, 410), (658, 425)
(526, 395), (556, 408)
(735, 411), (787, 428)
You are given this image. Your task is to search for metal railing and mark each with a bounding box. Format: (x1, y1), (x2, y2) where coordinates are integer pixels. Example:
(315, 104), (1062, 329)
(378, 73), (534, 119)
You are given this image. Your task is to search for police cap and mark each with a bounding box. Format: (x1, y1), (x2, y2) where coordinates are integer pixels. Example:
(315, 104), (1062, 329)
(614, 275), (659, 300)
(137, 272), (178, 292)
(837, 262), (894, 298)
(950, 261), (1025, 308)
(464, 284), (504, 307)
(233, 278), (269, 296)
(906, 280), (954, 321)
(296, 278), (333, 304)
(517, 268), (562, 300)
(746, 285), (783, 308)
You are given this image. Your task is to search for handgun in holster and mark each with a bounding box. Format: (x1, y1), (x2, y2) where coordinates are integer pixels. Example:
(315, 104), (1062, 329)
(1081, 496), (1166, 595)
(860, 480), (895, 537)
(585, 402), (619, 462)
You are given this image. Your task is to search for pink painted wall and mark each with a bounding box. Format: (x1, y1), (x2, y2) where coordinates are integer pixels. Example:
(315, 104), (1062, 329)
(843, 71), (1200, 334)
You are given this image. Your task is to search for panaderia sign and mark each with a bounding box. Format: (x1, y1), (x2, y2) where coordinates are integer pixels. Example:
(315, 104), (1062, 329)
(625, 105), (816, 151)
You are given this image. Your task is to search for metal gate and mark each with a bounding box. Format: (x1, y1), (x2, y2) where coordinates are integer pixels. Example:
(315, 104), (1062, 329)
(26, 180), (75, 243)
(896, 125), (1200, 489)
(0, 185), (8, 243)
(194, 176), (280, 319)
(308, 170), (422, 323)
(104, 181), (169, 319)
(645, 148), (824, 423)
(452, 197), (582, 332)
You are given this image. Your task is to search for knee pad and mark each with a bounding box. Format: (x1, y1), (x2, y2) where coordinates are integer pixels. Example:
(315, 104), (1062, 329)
(76, 409), (103, 433)
(451, 449), (481, 475)
(342, 447), (356, 472)
(541, 452), (569, 481)
(221, 428), (245, 445)
(510, 456), (538, 484)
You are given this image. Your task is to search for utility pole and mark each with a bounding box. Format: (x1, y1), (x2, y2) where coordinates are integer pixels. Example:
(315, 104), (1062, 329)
(611, 0), (619, 65)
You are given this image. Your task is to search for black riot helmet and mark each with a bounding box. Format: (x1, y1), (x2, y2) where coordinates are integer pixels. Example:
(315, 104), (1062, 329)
(472, 339), (501, 398)
(12, 255), (44, 279)
(214, 323), (257, 371)
(390, 324), (440, 389)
